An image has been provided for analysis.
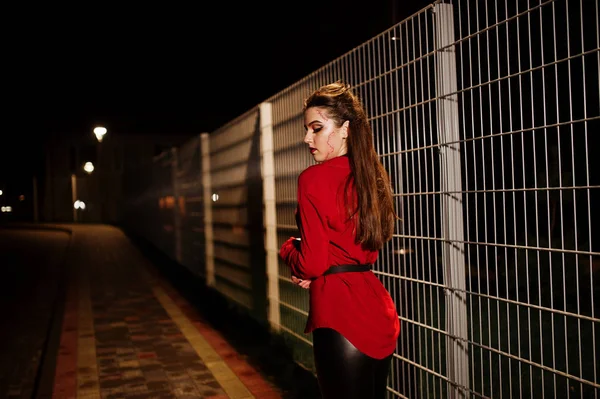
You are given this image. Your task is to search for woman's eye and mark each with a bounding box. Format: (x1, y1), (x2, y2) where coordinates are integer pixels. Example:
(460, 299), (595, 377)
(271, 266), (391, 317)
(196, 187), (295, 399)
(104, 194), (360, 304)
(313, 127), (322, 133)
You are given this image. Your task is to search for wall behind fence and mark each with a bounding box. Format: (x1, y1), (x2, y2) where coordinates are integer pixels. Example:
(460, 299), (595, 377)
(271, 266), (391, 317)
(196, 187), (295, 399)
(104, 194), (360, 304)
(123, 0), (599, 397)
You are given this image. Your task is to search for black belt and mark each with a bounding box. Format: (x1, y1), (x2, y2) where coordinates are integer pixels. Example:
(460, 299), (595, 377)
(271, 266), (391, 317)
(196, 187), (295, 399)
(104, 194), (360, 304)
(323, 264), (372, 276)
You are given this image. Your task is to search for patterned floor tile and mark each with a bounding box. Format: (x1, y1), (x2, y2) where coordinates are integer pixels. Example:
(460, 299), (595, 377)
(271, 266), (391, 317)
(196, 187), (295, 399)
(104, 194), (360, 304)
(43, 226), (292, 399)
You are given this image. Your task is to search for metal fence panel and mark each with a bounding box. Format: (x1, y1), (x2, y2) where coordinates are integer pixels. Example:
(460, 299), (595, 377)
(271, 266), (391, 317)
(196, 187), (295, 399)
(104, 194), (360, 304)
(207, 110), (269, 322)
(447, 0), (598, 397)
(148, 150), (178, 260)
(122, 149), (178, 261)
(264, 1), (599, 397)
(175, 135), (206, 277)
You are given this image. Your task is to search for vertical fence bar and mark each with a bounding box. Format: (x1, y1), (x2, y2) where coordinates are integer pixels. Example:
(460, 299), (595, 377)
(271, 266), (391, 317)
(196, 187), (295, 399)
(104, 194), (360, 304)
(260, 102), (281, 331)
(434, 3), (470, 397)
(201, 133), (215, 286)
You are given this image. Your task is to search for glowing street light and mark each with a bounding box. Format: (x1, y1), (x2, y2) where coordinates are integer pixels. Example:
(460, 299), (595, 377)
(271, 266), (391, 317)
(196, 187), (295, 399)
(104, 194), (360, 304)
(83, 161), (95, 174)
(93, 126), (107, 142)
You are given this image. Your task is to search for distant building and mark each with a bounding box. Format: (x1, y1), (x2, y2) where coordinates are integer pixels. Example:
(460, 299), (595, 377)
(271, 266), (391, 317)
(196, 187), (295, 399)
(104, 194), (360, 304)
(42, 131), (194, 224)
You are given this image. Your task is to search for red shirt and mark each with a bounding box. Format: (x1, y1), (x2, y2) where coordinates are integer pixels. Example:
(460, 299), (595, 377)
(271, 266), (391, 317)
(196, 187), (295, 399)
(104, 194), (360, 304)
(279, 155), (400, 359)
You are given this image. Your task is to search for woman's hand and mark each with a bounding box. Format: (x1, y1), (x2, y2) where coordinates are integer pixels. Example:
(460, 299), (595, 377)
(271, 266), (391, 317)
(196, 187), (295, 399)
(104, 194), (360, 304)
(291, 275), (311, 289)
(279, 237), (297, 261)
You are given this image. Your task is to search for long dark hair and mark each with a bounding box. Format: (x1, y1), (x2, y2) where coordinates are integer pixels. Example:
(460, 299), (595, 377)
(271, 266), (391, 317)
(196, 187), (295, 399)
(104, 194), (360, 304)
(304, 81), (397, 251)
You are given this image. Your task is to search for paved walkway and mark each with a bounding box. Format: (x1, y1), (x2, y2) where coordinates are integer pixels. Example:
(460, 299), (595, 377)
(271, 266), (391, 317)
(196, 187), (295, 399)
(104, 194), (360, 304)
(33, 224), (286, 399)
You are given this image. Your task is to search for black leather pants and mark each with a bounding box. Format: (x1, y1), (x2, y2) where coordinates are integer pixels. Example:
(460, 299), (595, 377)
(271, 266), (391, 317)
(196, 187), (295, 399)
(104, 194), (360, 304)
(312, 328), (392, 399)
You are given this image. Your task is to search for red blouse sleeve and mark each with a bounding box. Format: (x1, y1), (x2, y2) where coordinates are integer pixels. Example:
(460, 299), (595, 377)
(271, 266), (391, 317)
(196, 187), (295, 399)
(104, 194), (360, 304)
(280, 170), (330, 279)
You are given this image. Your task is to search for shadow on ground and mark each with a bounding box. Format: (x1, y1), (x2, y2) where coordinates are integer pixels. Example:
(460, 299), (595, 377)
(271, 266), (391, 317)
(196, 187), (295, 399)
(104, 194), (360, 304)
(123, 228), (322, 399)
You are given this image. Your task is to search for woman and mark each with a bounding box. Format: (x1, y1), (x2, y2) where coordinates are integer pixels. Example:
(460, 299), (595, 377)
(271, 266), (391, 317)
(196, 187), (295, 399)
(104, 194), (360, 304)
(279, 81), (400, 398)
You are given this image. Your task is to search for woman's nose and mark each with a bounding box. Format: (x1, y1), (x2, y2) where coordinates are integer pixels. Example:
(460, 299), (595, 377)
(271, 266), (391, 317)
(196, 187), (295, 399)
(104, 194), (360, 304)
(304, 132), (312, 144)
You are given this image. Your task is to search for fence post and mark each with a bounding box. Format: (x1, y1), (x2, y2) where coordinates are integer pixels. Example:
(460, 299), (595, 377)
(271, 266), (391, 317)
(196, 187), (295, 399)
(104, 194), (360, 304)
(259, 102), (281, 332)
(71, 174), (78, 222)
(201, 133), (216, 287)
(171, 147), (182, 263)
(434, 3), (470, 397)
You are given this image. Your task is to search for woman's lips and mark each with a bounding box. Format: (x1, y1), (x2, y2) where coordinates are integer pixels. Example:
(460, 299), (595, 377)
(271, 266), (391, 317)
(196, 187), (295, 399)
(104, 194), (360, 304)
(309, 148), (316, 154)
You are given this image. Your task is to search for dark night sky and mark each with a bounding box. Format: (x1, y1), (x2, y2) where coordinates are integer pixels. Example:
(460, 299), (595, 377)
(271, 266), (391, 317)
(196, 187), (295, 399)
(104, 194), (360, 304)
(1, 1), (432, 194)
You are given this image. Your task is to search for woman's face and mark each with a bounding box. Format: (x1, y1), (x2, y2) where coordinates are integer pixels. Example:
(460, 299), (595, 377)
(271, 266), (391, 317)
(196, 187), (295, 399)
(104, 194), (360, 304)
(303, 106), (348, 162)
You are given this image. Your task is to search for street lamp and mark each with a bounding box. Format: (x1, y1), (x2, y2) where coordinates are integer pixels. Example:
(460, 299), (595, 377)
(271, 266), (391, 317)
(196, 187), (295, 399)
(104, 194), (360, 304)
(92, 126), (107, 222)
(93, 126), (107, 142)
(83, 161), (94, 174)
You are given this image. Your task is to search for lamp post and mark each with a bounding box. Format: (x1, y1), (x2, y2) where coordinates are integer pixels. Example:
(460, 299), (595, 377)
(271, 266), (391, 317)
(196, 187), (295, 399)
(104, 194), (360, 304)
(93, 126), (106, 222)
(71, 174), (77, 222)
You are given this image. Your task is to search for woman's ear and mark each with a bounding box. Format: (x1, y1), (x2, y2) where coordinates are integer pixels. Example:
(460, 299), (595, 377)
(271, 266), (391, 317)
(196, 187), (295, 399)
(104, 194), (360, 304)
(342, 120), (350, 139)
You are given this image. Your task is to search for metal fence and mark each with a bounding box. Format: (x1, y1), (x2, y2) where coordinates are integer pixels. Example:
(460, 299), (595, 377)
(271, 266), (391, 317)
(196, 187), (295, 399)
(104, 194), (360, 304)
(123, 0), (599, 397)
